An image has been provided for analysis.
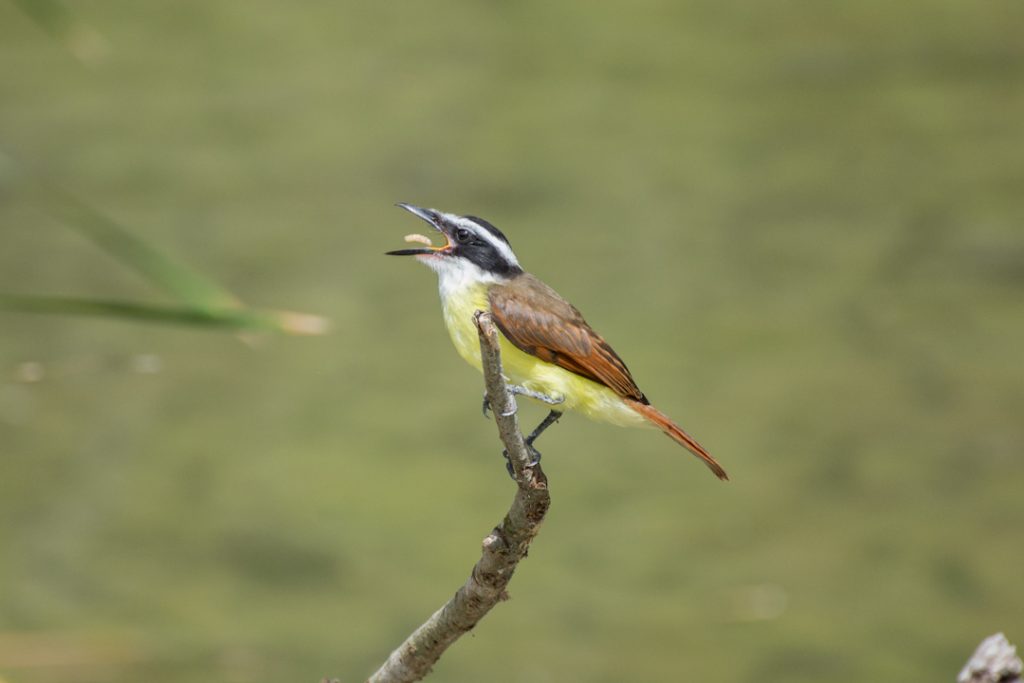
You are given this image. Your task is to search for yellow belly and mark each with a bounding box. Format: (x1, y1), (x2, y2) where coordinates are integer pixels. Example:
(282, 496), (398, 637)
(441, 281), (647, 428)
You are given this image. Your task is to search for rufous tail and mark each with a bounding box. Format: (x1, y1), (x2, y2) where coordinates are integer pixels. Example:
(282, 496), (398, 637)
(624, 398), (728, 481)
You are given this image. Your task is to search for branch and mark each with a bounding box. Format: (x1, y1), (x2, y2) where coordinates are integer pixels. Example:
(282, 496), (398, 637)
(959, 633), (1022, 683)
(354, 311), (551, 683)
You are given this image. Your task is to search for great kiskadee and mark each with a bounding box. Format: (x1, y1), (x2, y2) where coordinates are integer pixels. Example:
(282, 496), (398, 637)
(387, 203), (727, 480)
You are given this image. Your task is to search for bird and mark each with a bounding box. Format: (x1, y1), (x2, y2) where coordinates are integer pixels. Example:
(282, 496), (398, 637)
(387, 203), (727, 480)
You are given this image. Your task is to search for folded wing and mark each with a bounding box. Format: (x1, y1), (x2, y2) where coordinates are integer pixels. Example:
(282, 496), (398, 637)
(488, 274), (647, 403)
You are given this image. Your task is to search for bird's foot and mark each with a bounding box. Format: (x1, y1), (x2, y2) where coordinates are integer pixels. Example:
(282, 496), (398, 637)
(482, 392), (517, 418)
(527, 443), (542, 466)
(508, 385), (565, 406)
(501, 444), (542, 479)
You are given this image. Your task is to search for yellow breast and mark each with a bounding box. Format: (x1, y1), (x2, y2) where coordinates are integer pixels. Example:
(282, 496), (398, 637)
(440, 281), (647, 428)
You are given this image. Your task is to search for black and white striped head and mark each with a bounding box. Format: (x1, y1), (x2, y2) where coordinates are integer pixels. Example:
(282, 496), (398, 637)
(387, 203), (523, 280)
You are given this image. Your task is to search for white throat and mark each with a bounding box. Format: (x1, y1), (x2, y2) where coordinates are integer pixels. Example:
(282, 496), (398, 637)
(418, 254), (504, 302)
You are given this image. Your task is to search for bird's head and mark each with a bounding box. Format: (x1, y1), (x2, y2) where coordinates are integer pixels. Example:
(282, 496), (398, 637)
(387, 203), (523, 281)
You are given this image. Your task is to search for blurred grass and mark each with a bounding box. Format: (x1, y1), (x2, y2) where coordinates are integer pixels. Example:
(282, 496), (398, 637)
(40, 188), (242, 311)
(1, 1), (1023, 682)
(7, 0), (109, 65)
(0, 169), (327, 334)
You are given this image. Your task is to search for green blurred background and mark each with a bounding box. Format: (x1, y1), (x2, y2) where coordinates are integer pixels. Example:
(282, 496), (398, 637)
(2, 2), (1022, 681)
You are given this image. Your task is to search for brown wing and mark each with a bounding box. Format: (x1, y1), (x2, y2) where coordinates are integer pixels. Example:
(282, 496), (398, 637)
(488, 274), (647, 403)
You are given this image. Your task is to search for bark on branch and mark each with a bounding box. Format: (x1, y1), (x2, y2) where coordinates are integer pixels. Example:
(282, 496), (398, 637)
(354, 311), (551, 683)
(959, 633), (1022, 683)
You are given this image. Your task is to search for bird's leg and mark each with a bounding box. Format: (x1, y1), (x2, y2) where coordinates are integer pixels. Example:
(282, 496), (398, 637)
(508, 385), (565, 407)
(525, 410), (563, 452)
(500, 410), (563, 479)
(486, 384), (561, 421)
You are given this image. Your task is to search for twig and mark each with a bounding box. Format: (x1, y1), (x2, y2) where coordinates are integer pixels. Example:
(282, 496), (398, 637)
(356, 311), (551, 683)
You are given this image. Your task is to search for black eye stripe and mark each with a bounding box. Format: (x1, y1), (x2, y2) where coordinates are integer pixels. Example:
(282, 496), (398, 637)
(444, 212), (522, 277)
(464, 216), (511, 246)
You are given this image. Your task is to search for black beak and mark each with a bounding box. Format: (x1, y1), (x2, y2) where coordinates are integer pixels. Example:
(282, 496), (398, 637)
(395, 202), (441, 226)
(385, 247), (434, 256)
(386, 203), (447, 256)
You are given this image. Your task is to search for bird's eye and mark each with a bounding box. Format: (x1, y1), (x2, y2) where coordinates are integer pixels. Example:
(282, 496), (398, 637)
(455, 228), (472, 242)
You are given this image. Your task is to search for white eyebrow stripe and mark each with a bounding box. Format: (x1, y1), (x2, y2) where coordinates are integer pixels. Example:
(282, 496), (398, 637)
(446, 213), (521, 268)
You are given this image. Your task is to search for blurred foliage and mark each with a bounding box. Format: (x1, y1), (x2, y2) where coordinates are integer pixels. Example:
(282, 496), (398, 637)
(8, 0), (109, 65)
(0, 164), (327, 335)
(1, 1), (1022, 683)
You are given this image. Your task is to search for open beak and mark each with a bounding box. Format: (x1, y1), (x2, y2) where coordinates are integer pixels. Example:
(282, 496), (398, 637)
(386, 203), (453, 256)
